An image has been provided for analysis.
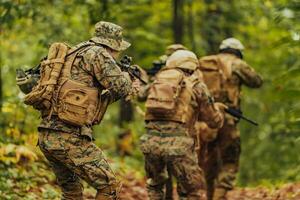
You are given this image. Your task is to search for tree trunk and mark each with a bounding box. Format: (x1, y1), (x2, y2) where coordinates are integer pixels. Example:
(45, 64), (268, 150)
(201, 0), (234, 54)
(119, 98), (134, 127)
(173, 0), (184, 43)
(0, 64), (2, 111)
(187, 0), (196, 51)
(101, 0), (110, 19)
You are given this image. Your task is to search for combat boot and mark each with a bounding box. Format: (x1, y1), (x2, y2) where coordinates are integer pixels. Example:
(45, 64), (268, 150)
(212, 188), (227, 200)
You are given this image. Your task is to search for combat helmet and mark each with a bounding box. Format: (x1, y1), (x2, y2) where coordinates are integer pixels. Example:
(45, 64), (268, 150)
(165, 44), (187, 56)
(166, 50), (199, 71)
(90, 21), (130, 51)
(219, 38), (244, 51)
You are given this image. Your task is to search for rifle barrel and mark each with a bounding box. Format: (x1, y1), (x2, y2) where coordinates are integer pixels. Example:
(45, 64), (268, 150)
(225, 108), (258, 126)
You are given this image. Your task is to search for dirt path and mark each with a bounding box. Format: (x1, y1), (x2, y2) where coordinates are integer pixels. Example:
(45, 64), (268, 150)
(1, 157), (299, 200)
(118, 177), (300, 200)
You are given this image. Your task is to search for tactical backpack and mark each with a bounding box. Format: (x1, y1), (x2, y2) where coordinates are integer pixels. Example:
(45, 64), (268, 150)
(24, 42), (102, 126)
(24, 43), (69, 110)
(198, 55), (232, 102)
(145, 68), (198, 124)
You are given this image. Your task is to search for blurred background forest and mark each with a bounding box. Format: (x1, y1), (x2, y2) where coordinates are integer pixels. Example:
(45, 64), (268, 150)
(0, 0), (300, 199)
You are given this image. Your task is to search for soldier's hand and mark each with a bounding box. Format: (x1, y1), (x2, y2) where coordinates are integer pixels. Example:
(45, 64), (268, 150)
(196, 122), (218, 142)
(214, 102), (228, 112)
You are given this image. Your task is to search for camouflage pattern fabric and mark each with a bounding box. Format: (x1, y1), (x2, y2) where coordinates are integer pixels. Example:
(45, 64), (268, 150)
(38, 130), (118, 200)
(199, 53), (262, 200)
(38, 23), (133, 199)
(140, 133), (205, 200)
(91, 21), (130, 51)
(38, 44), (132, 139)
(140, 73), (224, 199)
(201, 123), (240, 200)
(216, 53), (263, 109)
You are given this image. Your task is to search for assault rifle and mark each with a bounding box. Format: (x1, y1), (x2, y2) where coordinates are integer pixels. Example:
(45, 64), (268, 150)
(16, 64), (41, 94)
(146, 60), (165, 76)
(225, 107), (258, 126)
(118, 55), (147, 84)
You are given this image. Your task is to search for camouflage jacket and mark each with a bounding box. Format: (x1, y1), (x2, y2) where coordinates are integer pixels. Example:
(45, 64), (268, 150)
(217, 53), (263, 108)
(39, 43), (132, 138)
(140, 73), (224, 156)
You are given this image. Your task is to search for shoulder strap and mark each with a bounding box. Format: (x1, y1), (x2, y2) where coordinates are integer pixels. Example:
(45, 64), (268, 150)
(66, 41), (94, 57)
(62, 41), (95, 78)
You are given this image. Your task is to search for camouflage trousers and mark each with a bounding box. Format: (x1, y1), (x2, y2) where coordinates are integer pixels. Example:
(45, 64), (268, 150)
(199, 123), (241, 200)
(140, 134), (205, 200)
(38, 130), (118, 200)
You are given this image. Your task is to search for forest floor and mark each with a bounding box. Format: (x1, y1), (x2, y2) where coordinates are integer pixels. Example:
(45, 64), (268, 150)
(0, 146), (299, 200)
(118, 176), (300, 200)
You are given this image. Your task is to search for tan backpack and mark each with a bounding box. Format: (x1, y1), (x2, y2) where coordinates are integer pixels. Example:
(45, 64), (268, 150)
(24, 42), (102, 126)
(198, 55), (232, 102)
(145, 68), (184, 117)
(24, 43), (69, 110)
(145, 68), (198, 124)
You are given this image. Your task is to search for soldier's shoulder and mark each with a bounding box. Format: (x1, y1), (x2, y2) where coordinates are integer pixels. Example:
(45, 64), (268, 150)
(82, 44), (113, 63)
(198, 54), (220, 70)
(232, 57), (249, 69)
(199, 54), (218, 61)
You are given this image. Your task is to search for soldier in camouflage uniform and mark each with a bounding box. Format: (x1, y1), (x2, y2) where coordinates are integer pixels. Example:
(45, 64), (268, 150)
(138, 44), (187, 101)
(156, 44), (187, 66)
(140, 50), (225, 200)
(37, 21), (138, 200)
(197, 38), (263, 200)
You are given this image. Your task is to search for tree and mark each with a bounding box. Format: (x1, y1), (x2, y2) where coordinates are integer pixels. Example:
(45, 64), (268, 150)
(173, 0), (184, 43)
(200, 0), (236, 54)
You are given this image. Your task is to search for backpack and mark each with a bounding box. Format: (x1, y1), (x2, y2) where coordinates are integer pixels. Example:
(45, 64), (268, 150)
(145, 68), (198, 124)
(145, 68), (184, 118)
(198, 55), (231, 102)
(24, 42), (70, 110)
(24, 42), (101, 126)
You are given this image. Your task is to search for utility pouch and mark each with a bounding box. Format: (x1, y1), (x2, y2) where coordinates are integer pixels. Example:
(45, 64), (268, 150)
(57, 79), (99, 126)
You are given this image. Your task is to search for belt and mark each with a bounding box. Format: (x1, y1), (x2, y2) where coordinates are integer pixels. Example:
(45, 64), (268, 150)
(147, 130), (185, 137)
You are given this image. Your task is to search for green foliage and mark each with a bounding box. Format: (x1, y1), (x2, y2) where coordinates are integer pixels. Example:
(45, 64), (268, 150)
(0, 0), (299, 189)
(0, 161), (60, 200)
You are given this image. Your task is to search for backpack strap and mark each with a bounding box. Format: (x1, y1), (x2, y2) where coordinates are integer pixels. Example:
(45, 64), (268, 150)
(61, 41), (95, 79)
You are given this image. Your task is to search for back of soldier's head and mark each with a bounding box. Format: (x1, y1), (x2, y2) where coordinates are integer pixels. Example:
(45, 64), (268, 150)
(166, 50), (199, 72)
(165, 44), (187, 56)
(219, 38), (244, 59)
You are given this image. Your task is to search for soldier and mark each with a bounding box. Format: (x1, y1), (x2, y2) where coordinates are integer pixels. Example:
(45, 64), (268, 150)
(27, 21), (139, 200)
(198, 38), (263, 200)
(138, 44), (187, 102)
(140, 50), (225, 200)
(156, 44), (187, 66)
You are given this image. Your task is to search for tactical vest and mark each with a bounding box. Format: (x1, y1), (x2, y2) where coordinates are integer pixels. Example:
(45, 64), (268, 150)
(199, 54), (240, 108)
(145, 68), (199, 126)
(24, 42), (103, 126)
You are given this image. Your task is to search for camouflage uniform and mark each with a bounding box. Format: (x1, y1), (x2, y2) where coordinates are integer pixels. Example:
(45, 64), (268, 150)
(140, 50), (224, 200)
(38, 21), (132, 200)
(198, 40), (263, 200)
